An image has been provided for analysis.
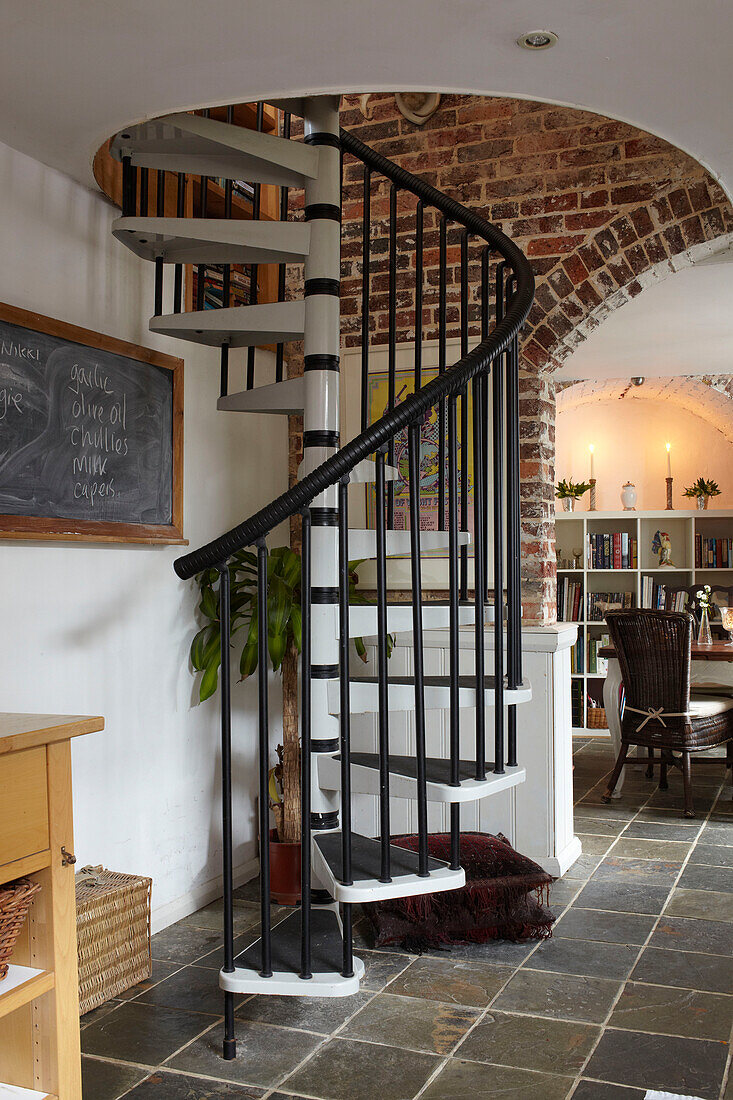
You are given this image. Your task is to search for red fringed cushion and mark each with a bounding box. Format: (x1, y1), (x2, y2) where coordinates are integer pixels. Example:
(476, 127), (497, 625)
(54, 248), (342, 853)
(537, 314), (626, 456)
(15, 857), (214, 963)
(362, 831), (555, 951)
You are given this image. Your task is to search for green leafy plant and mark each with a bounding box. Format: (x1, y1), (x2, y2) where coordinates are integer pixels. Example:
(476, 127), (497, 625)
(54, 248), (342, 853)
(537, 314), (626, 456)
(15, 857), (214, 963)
(683, 477), (721, 499)
(555, 478), (591, 500)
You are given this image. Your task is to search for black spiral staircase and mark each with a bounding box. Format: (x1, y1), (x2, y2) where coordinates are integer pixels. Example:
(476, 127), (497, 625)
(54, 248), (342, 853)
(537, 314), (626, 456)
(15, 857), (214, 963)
(109, 94), (534, 1059)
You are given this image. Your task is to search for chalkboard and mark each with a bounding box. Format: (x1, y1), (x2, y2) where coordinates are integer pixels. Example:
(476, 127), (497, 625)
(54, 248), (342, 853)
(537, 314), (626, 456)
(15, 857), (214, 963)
(0, 304), (184, 543)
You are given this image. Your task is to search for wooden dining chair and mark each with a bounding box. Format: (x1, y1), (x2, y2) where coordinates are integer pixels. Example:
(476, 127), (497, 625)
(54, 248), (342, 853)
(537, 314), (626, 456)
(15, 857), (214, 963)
(601, 609), (733, 817)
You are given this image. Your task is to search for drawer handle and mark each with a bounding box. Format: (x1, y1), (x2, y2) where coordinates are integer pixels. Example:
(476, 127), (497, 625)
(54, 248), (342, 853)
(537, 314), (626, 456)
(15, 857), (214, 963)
(61, 846), (77, 867)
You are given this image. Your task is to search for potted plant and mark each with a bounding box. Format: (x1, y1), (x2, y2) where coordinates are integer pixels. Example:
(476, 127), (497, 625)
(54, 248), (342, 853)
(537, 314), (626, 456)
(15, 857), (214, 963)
(188, 548), (391, 904)
(683, 477), (721, 511)
(555, 478), (591, 512)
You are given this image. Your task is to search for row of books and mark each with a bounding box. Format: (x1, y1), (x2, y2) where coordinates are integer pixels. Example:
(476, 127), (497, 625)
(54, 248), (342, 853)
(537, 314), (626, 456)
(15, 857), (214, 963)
(695, 535), (733, 569)
(587, 590), (636, 621)
(587, 633), (610, 675)
(570, 632), (584, 674)
(558, 578), (583, 622)
(571, 680), (584, 727)
(640, 577), (689, 611)
(191, 264), (255, 310)
(587, 532), (638, 570)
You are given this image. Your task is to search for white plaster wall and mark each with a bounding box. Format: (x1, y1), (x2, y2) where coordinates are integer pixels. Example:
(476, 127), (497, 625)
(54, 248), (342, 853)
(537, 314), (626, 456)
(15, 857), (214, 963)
(0, 141), (288, 930)
(556, 397), (733, 512)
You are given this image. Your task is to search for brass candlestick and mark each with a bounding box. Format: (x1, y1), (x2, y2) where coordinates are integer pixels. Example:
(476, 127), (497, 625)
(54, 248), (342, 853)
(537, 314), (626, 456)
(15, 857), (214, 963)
(666, 476), (673, 510)
(589, 478), (597, 511)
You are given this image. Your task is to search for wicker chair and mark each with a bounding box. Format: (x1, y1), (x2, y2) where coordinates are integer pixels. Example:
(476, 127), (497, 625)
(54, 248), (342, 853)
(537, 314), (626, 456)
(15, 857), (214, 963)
(601, 609), (733, 817)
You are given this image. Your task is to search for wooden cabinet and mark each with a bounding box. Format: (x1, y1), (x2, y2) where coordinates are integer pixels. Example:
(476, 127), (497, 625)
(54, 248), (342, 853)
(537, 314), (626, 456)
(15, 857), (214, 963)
(0, 714), (103, 1100)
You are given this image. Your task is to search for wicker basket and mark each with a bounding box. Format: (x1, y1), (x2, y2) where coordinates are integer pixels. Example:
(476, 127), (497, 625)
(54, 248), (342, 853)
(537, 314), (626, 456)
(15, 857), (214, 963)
(587, 706), (608, 730)
(76, 866), (152, 1015)
(0, 878), (42, 980)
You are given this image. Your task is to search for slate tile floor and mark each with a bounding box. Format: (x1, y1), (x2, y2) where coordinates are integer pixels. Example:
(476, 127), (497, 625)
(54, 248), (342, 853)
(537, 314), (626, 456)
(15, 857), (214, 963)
(82, 738), (733, 1100)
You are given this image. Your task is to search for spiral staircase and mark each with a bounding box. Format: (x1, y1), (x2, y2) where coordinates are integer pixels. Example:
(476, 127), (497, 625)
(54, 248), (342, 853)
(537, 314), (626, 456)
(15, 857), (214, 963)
(109, 94), (534, 1059)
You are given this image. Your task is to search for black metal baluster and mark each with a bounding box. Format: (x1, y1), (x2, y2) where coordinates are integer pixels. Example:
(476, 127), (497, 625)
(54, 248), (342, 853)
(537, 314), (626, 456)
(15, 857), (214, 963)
(492, 265), (506, 774)
(438, 216), (447, 531)
(246, 102), (264, 391)
(256, 539), (273, 975)
(387, 182), (397, 529)
(219, 107), (234, 398)
(447, 394), (461, 870)
(196, 172), (208, 311)
(472, 368), (486, 780)
(360, 166), (371, 431)
(375, 448), (391, 882)
(459, 229), (469, 599)
(154, 169), (165, 316)
(414, 200), (423, 392)
(300, 508), (312, 979)
(338, 478), (354, 977)
(173, 172), (185, 313)
(505, 279), (521, 768)
(218, 561), (236, 1060)
(481, 247), (491, 597)
(275, 111), (292, 384)
(121, 155), (135, 217)
(139, 167), (149, 216)
(408, 422), (429, 876)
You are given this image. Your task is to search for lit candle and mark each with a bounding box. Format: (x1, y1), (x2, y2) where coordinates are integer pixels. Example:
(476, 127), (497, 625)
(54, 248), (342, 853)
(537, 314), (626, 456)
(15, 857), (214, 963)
(589, 443), (595, 480)
(666, 442), (672, 477)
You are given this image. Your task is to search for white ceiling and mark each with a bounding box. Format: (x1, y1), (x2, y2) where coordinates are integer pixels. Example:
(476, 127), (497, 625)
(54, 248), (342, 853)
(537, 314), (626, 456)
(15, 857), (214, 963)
(555, 263), (733, 380)
(1, 0), (732, 198)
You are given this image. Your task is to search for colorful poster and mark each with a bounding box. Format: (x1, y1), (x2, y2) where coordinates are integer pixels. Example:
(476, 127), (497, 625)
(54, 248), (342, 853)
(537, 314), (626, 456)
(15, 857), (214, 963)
(366, 368), (474, 539)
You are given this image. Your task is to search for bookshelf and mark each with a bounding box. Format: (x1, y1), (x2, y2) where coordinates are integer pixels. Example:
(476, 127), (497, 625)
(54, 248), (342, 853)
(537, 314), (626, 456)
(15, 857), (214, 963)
(556, 508), (733, 733)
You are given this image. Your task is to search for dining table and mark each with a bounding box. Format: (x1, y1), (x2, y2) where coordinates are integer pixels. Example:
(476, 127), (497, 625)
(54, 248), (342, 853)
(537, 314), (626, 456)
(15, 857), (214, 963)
(598, 640), (733, 795)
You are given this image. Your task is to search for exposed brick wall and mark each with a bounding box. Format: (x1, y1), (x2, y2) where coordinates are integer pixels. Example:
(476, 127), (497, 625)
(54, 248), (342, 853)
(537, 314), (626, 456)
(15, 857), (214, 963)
(325, 94), (733, 624)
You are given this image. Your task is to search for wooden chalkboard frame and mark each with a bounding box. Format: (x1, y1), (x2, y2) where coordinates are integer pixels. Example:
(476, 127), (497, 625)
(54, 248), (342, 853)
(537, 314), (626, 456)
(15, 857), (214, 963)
(0, 303), (185, 544)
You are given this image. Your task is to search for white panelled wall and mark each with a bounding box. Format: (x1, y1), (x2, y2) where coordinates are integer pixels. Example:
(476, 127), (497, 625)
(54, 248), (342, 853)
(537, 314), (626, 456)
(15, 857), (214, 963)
(0, 138), (289, 930)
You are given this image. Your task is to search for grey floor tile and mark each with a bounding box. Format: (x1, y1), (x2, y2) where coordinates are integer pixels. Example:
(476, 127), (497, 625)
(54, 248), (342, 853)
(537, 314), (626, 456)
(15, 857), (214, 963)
(166, 1021), (322, 1088)
(191, 931), (271, 971)
(136, 964), (236, 1016)
(623, 820), (702, 841)
(610, 837), (692, 861)
(81, 1001), (216, 1066)
(574, 880), (672, 915)
(553, 907), (655, 946)
(700, 822), (733, 845)
(572, 815), (627, 837)
(237, 989), (373, 1033)
(689, 842), (733, 868)
(420, 1057), (573, 1099)
(530, 936), (638, 980)
(174, 900), (263, 935)
(678, 863), (733, 893)
(571, 1083), (644, 1099)
(356, 948), (412, 990)
(80, 999), (125, 1030)
(82, 1055), (148, 1100)
(492, 968), (621, 1024)
(151, 923), (222, 964)
(665, 887), (733, 922)
(281, 1036), (442, 1100)
(630, 944), (733, 994)
(549, 879), (583, 911)
(118, 960), (183, 1001)
(651, 914), (733, 955)
(386, 955), (513, 1007)
(457, 1009), (599, 1074)
(422, 937), (537, 966)
(577, 834), (616, 857)
(564, 854), (604, 880)
(583, 1027), (728, 1098)
(342, 991), (480, 1054)
(609, 980), (733, 1040)
(125, 1072), (265, 1097)
(590, 856), (682, 885)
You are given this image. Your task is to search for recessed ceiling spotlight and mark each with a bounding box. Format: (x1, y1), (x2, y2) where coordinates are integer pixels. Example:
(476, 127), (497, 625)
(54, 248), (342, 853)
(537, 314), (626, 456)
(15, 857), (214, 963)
(517, 30), (559, 50)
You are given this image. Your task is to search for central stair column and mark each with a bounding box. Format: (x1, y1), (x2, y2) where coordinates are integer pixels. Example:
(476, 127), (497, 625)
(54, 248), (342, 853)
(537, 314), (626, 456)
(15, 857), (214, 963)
(301, 96), (342, 842)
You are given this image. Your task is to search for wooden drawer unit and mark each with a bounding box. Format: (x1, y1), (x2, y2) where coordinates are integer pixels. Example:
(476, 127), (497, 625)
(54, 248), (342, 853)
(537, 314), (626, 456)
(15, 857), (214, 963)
(0, 747), (49, 868)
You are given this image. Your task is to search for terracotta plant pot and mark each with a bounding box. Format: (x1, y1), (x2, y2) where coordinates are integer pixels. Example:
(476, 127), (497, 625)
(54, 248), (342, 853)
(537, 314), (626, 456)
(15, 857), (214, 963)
(268, 829), (301, 905)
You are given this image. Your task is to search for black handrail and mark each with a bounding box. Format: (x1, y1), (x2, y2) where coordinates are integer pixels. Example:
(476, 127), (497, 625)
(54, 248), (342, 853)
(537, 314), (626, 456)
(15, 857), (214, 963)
(174, 127), (534, 580)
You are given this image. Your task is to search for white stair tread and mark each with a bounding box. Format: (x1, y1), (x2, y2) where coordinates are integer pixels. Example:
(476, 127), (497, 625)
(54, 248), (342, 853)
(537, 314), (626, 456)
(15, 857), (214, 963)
(150, 300), (305, 347)
(221, 909), (362, 997)
(347, 459), (400, 484)
(313, 831), (464, 903)
(318, 753), (526, 804)
(348, 529), (471, 559)
(346, 600), (490, 638)
(112, 216), (311, 265)
(217, 377), (305, 415)
(329, 674), (532, 714)
(111, 112), (319, 188)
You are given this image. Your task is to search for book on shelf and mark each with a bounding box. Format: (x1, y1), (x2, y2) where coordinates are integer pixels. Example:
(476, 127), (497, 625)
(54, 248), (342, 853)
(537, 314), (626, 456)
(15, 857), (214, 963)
(695, 534), (732, 569)
(570, 630), (584, 674)
(557, 577), (583, 622)
(587, 531), (638, 570)
(571, 680), (584, 727)
(587, 632), (610, 675)
(586, 590), (636, 621)
(191, 264), (256, 309)
(640, 576), (689, 611)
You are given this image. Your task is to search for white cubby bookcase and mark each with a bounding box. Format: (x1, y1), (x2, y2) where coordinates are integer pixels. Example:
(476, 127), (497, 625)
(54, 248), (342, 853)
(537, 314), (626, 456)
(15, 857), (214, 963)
(556, 508), (733, 733)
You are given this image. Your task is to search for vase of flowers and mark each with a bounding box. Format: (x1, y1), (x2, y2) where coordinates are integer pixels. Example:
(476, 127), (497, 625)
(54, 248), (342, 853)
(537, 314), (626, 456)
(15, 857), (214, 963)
(555, 478), (591, 512)
(684, 477), (721, 511)
(696, 584), (713, 645)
